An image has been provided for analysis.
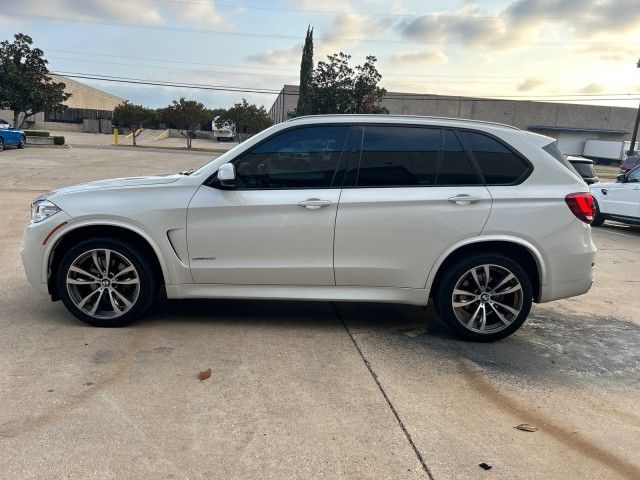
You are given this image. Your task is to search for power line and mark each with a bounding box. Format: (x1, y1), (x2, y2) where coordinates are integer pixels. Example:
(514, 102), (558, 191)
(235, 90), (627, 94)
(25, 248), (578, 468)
(50, 56), (589, 85)
(47, 49), (636, 82)
(10, 12), (640, 46)
(52, 71), (640, 102)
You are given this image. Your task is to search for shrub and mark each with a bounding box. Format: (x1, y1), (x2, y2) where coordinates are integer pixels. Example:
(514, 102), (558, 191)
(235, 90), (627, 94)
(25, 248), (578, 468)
(24, 130), (50, 137)
(53, 136), (65, 145)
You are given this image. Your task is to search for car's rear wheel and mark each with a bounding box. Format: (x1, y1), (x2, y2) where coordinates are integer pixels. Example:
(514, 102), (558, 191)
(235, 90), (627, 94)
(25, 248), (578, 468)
(592, 199), (605, 227)
(17, 135), (25, 149)
(56, 238), (157, 327)
(434, 254), (533, 342)
(0, 137), (4, 152)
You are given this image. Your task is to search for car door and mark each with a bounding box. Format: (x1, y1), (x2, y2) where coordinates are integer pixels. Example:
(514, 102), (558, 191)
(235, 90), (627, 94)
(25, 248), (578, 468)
(334, 126), (492, 288)
(600, 167), (640, 218)
(187, 125), (352, 285)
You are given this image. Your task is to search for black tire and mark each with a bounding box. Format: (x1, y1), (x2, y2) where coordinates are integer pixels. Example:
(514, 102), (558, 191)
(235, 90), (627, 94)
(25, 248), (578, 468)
(0, 137), (3, 152)
(17, 135), (25, 149)
(591, 199), (605, 227)
(434, 254), (533, 342)
(56, 237), (157, 327)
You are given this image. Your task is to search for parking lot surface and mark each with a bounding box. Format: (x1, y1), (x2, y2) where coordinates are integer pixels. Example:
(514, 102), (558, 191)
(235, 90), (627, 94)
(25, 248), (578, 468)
(1, 145), (639, 479)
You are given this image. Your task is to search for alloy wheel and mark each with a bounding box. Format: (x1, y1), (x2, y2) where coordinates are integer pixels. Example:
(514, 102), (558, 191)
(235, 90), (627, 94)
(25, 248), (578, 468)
(66, 249), (140, 319)
(451, 264), (524, 334)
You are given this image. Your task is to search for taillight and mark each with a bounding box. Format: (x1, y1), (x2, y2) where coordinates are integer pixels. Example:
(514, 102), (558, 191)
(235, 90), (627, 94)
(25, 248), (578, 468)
(565, 192), (594, 224)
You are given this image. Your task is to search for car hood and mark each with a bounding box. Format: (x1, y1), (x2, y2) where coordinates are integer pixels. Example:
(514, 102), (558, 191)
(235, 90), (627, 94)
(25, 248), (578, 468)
(49, 174), (183, 196)
(590, 180), (617, 189)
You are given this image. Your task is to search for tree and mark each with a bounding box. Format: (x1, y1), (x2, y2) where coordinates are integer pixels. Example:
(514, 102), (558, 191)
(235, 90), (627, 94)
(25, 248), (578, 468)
(296, 26), (314, 116)
(308, 52), (387, 115)
(215, 99), (273, 142)
(352, 56), (387, 114)
(159, 98), (210, 149)
(112, 101), (157, 146)
(0, 33), (70, 128)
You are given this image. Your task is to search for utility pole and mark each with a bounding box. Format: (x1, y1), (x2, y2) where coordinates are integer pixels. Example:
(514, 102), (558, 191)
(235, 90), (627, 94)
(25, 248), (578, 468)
(629, 57), (640, 155)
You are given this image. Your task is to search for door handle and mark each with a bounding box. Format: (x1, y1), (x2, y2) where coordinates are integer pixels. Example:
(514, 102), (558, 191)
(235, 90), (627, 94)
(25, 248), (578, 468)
(298, 198), (332, 209)
(448, 194), (482, 206)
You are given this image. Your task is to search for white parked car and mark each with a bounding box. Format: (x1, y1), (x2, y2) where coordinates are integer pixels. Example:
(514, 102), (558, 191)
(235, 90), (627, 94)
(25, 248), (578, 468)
(590, 165), (640, 227)
(21, 115), (596, 341)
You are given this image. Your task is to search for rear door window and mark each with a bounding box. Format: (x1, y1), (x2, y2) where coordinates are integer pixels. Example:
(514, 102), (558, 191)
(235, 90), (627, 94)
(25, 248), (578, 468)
(357, 126), (439, 187)
(461, 131), (531, 185)
(439, 130), (482, 185)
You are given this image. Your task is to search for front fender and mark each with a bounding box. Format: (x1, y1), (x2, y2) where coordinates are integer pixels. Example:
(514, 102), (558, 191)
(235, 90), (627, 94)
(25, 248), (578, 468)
(42, 218), (174, 286)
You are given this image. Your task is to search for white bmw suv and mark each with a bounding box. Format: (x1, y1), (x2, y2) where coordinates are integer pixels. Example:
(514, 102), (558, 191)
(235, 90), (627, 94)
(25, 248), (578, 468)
(21, 115), (596, 341)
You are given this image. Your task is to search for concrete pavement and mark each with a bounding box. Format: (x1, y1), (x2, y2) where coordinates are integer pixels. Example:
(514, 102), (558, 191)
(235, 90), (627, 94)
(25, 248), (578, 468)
(0, 145), (639, 479)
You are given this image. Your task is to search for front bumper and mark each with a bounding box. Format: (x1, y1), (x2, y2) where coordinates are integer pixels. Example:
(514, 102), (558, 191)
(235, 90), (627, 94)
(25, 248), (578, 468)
(20, 212), (73, 295)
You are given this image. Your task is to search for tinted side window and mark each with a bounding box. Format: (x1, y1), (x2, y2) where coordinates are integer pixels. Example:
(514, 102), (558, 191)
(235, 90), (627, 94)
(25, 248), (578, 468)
(462, 131), (530, 184)
(439, 130), (481, 185)
(233, 126), (349, 189)
(357, 126), (439, 187)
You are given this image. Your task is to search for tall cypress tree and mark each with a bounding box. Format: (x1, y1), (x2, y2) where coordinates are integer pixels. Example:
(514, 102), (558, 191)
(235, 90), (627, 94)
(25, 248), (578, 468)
(296, 26), (313, 116)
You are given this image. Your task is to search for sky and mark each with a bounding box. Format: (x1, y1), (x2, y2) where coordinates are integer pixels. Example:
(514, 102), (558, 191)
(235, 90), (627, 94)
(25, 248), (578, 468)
(1, 0), (640, 111)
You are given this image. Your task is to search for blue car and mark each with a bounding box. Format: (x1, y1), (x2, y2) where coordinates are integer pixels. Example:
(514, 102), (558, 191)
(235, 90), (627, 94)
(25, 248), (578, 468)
(0, 121), (26, 151)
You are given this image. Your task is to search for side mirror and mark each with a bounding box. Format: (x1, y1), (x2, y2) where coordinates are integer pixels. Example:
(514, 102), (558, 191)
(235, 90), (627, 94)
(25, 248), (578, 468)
(217, 163), (236, 188)
(616, 173), (626, 183)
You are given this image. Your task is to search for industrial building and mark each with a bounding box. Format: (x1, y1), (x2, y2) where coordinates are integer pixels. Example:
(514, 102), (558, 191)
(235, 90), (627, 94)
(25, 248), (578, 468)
(0, 75), (124, 133)
(268, 85), (637, 156)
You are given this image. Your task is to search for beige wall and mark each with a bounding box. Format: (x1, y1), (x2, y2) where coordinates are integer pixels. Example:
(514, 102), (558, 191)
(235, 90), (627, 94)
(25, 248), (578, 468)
(52, 75), (125, 111)
(269, 85), (637, 140)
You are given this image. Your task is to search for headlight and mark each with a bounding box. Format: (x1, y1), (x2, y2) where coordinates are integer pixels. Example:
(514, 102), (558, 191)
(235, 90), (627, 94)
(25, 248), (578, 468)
(30, 200), (61, 223)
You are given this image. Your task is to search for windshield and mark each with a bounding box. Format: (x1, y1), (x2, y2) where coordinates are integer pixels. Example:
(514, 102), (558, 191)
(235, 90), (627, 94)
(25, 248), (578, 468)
(572, 162), (595, 177)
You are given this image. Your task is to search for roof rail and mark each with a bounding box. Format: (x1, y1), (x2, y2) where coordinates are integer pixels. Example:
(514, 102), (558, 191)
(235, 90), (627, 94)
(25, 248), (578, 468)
(284, 114), (521, 131)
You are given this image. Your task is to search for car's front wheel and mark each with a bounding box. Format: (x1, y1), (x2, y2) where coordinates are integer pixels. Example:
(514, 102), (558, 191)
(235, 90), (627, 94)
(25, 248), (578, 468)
(17, 135), (25, 149)
(434, 254), (533, 342)
(56, 238), (157, 327)
(0, 137), (4, 152)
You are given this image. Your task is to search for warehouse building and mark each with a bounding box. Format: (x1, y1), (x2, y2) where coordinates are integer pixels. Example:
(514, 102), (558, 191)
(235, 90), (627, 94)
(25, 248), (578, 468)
(268, 85), (637, 156)
(0, 75), (124, 133)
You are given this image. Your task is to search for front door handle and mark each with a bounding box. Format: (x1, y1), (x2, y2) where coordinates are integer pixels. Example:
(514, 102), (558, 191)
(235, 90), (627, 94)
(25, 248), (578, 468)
(448, 194), (482, 206)
(298, 198), (332, 210)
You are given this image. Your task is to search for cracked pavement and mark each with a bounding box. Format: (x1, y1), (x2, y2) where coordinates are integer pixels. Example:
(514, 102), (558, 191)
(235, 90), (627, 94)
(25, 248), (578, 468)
(1, 145), (639, 479)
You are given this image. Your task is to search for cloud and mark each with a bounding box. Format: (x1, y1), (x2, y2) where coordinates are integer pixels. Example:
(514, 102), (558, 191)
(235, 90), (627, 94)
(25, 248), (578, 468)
(397, 0), (640, 51)
(321, 13), (392, 45)
(8, 0), (164, 24)
(580, 82), (605, 94)
(247, 44), (302, 66)
(572, 44), (640, 62)
(168, 0), (228, 28)
(507, 0), (640, 37)
(390, 50), (448, 66)
(516, 78), (545, 91)
(3, 0), (235, 27)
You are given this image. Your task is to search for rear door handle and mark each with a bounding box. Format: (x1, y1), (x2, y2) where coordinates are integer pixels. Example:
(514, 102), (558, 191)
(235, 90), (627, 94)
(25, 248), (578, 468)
(298, 198), (332, 209)
(448, 194), (482, 205)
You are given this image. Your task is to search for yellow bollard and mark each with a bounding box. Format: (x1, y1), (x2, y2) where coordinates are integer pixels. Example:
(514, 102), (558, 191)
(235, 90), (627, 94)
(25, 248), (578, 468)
(113, 127), (118, 146)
